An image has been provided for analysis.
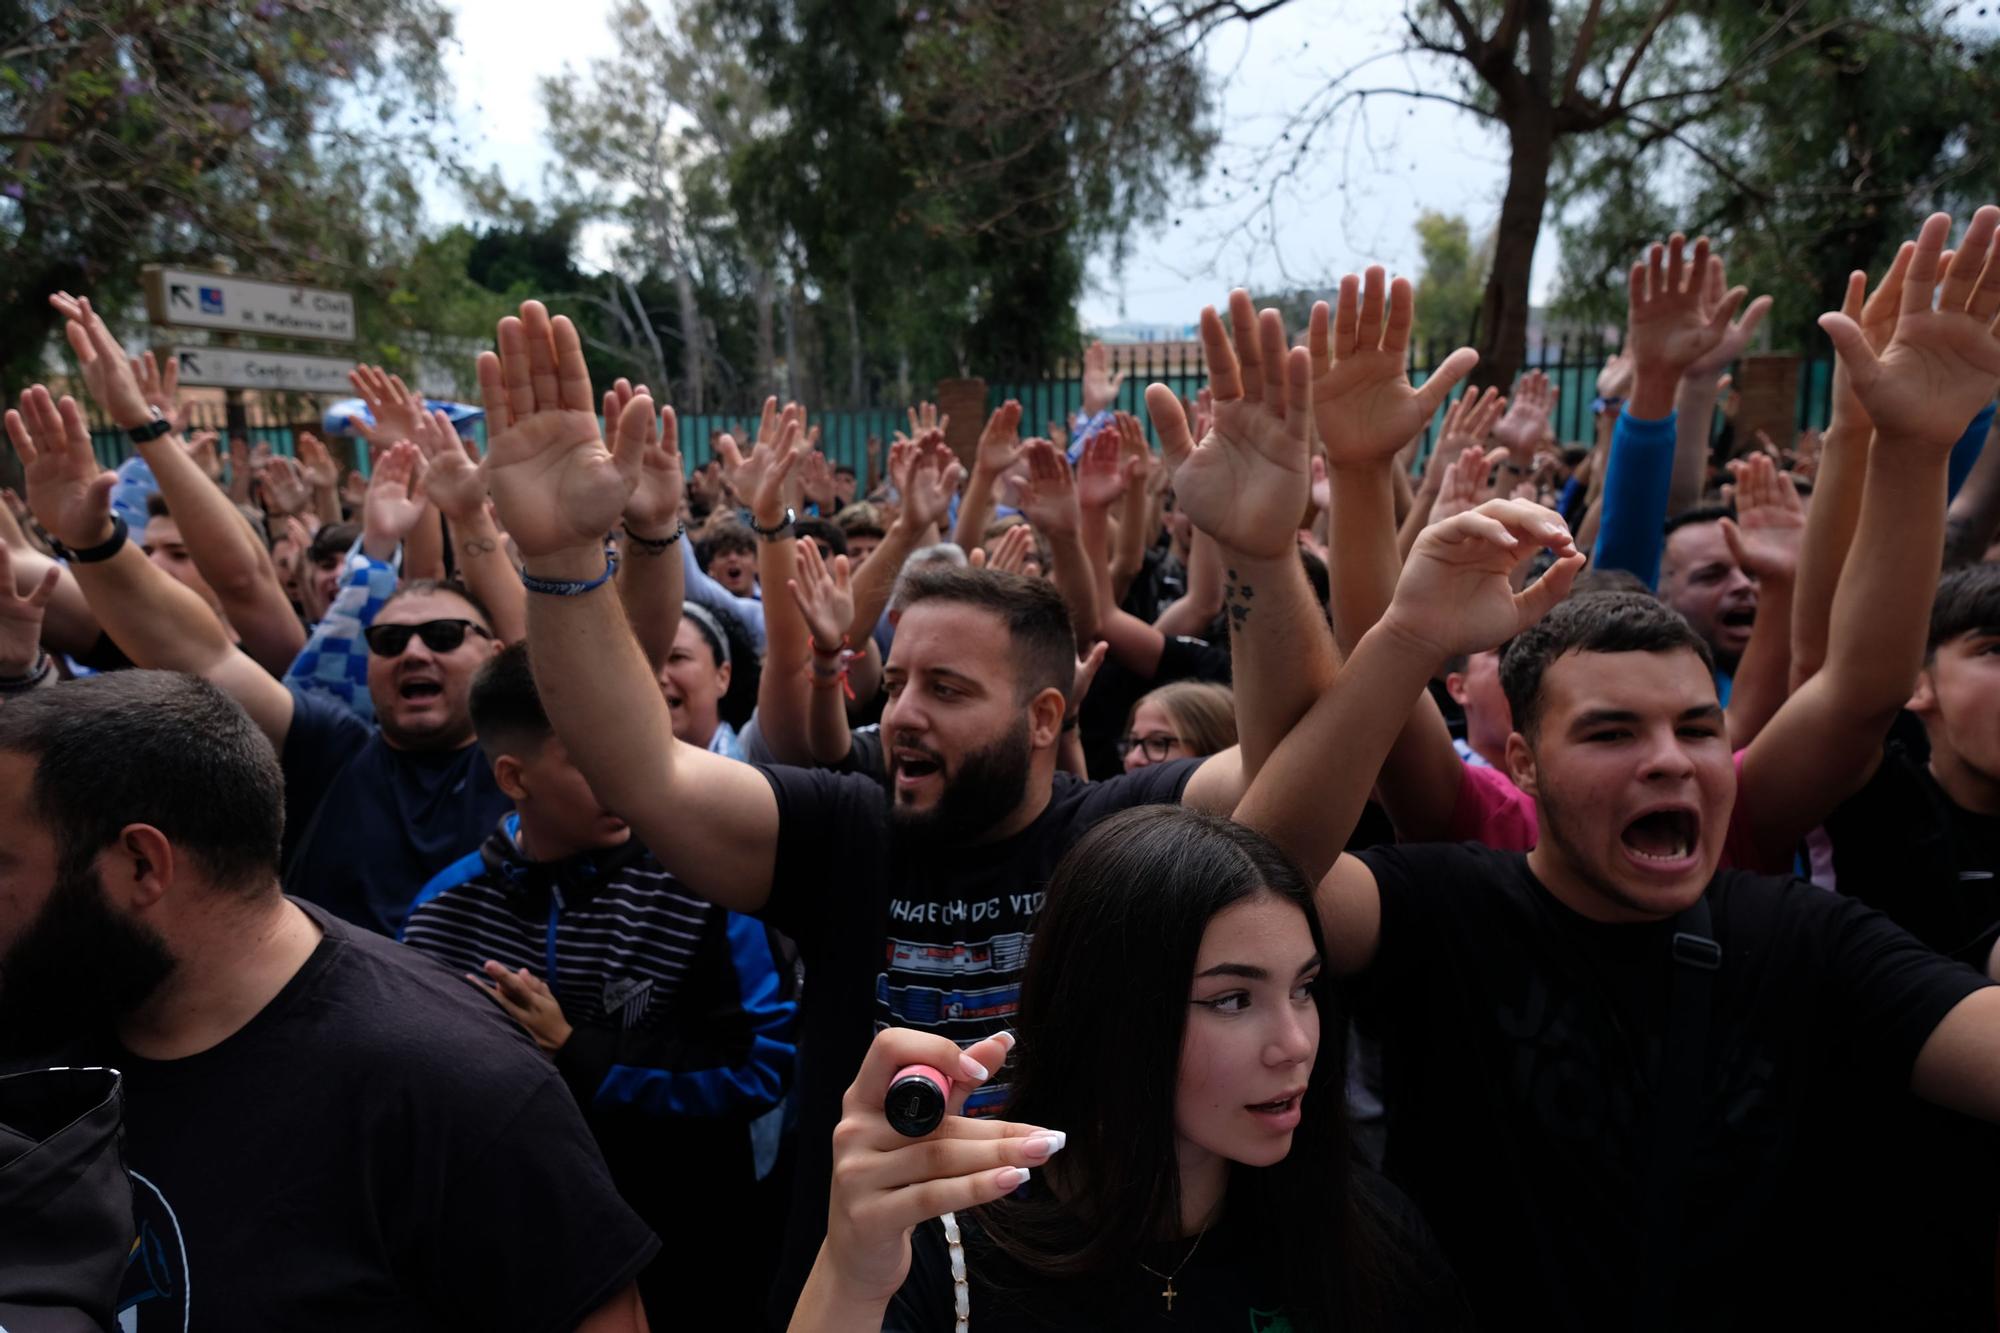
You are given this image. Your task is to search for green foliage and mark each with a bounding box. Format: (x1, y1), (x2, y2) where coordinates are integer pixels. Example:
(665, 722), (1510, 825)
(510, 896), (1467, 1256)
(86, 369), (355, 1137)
(1552, 1), (2000, 348)
(709, 0), (1219, 383)
(1413, 210), (1488, 347)
(0, 0), (458, 389)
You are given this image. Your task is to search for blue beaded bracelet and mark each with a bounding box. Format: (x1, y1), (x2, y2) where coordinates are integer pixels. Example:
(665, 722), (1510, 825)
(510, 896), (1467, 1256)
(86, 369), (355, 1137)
(520, 546), (618, 597)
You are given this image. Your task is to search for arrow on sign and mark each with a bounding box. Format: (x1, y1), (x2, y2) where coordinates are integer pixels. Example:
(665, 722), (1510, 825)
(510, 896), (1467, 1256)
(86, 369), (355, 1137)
(177, 352), (200, 376)
(170, 284), (193, 311)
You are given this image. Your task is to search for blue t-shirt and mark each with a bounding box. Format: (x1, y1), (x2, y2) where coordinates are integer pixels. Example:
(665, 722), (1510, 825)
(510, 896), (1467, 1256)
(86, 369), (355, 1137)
(278, 685), (510, 936)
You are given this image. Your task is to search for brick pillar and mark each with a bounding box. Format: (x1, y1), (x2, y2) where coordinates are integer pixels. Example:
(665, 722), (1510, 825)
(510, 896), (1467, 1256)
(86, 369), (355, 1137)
(934, 378), (988, 471)
(1735, 354), (1799, 460)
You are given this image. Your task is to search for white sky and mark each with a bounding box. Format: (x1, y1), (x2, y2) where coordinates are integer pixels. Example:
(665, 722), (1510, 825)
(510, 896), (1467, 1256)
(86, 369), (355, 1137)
(439, 0), (1561, 331)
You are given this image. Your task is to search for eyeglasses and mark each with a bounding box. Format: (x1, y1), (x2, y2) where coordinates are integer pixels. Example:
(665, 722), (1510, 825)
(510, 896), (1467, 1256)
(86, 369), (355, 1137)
(363, 619), (493, 657)
(1118, 733), (1181, 762)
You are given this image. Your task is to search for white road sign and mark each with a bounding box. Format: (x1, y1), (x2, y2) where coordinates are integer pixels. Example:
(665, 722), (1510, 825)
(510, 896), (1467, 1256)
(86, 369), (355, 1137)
(165, 346), (354, 393)
(143, 266), (356, 343)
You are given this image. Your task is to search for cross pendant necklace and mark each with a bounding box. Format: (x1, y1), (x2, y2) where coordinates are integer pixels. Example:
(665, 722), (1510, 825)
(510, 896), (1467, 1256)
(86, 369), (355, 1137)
(1137, 1220), (1210, 1314)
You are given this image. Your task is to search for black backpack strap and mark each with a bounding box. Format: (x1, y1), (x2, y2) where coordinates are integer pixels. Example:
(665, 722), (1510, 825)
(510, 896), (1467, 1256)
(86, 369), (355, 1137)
(1634, 895), (1721, 1331)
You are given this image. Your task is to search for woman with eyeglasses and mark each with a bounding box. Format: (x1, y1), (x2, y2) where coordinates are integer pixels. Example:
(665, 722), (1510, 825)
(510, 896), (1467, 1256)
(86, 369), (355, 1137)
(789, 806), (1465, 1332)
(1120, 680), (1237, 772)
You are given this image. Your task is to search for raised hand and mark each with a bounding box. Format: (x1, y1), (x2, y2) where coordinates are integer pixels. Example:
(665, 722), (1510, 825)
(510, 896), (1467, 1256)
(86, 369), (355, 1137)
(801, 449), (838, 513)
(895, 430), (964, 533)
(1434, 384), (1506, 468)
(1309, 269), (1479, 469)
(816, 1027), (1049, 1306)
(975, 523), (1040, 578)
(1381, 498), (1585, 663)
(260, 455), (314, 517)
(620, 405), (684, 541)
(716, 397), (805, 521)
(6, 386), (117, 549)
(1432, 444), (1509, 526)
(1827, 242), (1915, 428)
(907, 401), (949, 441)
(1624, 234), (1746, 395)
(1719, 453), (1806, 582)
(48, 293), (152, 427)
(410, 408), (488, 523)
(1075, 418), (1134, 512)
(1492, 372), (1554, 459)
(789, 537), (855, 653)
(348, 365), (426, 447)
(1819, 207), (2000, 451)
(973, 400), (1025, 476)
(363, 440), (431, 550)
(0, 541), (62, 674)
(183, 429), (223, 482)
(1682, 254), (1773, 381)
(296, 431), (340, 492)
(131, 349), (182, 434)
(1596, 352), (1635, 401)
(1015, 439), (1082, 538)
(1082, 340), (1126, 416)
(1143, 289), (1313, 559)
(477, 300), (644, 560)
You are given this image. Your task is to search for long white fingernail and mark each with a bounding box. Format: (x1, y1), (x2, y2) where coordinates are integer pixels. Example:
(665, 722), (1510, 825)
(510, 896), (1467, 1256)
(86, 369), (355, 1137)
(1023, 1132), (1066, 1160)
(997, 1167), (1031, 1189)
(960, 1054), (991, 1081)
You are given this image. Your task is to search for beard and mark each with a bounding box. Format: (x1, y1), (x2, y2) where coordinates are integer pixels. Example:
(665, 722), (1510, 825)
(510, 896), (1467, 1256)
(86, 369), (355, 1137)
(890, 717), (1034, 847)
(0, 861), (176, 1060)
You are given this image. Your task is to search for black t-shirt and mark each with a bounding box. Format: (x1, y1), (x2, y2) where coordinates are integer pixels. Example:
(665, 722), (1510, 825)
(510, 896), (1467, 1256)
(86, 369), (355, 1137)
(1079, 634), (1233, 779)
(1828, 737), (2000, 971)
(758, 759), (1200, 1321)
(887, 1171), (1467, 1331)
(1352, 842), (1992, 1331)
(279, 685), (510, 935)
(94, 901), (656, 1331)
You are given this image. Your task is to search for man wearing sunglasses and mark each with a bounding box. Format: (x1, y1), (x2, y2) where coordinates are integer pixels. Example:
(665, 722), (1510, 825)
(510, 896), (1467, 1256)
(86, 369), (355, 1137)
(9, 379), (510, 936)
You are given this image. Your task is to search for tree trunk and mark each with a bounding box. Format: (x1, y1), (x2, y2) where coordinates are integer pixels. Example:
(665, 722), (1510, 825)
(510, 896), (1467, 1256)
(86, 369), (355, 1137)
(781, 282), (801, 403)
(671, 262), (706, 414)
(1471, 104), (1555, 392)
(751, 261), (778, 401)
(845, 283), (864, 407)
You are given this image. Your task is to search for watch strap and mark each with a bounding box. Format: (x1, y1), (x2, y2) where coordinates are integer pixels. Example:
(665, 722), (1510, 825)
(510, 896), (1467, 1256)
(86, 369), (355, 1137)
(54, 514), (130, 565)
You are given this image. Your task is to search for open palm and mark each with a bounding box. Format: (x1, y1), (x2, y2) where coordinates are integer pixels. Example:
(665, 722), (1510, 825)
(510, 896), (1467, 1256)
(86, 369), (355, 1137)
(1387, 500), (1583, 661)
(477, 302), (637, 559)
(1309, 270), (1476, 469)
(1145, 290), (1311, 559)
(7, 386), (116, 549)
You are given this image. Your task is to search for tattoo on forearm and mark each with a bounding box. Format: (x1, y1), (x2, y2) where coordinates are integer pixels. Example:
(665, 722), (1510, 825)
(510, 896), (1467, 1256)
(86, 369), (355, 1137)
(1224, 568), (1254, 631)
(461, 537), (498, 558)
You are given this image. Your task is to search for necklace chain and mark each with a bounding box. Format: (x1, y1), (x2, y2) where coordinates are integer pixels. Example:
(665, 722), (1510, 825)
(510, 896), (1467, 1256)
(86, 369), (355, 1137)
(1136, 1221), (1211, 1312)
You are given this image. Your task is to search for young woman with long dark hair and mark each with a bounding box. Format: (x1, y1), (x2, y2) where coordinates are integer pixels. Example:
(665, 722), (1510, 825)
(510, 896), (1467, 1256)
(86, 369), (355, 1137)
(788, 805), (1464, 1331)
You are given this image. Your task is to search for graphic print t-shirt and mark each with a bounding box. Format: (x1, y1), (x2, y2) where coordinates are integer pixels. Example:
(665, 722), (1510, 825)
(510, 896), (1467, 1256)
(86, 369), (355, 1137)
(758, 759), (1199, 1317)
(102, 902), (656, 1331)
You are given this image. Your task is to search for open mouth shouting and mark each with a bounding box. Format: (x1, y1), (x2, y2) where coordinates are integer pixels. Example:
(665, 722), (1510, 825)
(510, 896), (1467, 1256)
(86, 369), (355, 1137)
(397, 674), (445, 707)
(890, 744), (945, 798)
(1620, 804), (1701, 875)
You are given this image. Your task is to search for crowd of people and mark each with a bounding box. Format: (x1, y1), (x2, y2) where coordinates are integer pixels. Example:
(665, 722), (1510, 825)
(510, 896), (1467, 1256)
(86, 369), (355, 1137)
(1, 206), (1998, 1332)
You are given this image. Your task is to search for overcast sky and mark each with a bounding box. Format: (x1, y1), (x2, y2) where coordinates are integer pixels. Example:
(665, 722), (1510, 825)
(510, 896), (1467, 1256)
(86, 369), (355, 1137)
(440, 0), (1562, 331)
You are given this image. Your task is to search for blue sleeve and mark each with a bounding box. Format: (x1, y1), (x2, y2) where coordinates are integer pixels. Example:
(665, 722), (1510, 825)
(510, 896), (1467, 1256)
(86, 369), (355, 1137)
(589, 914), (797, 1118)
(1590, 408), (1680, 591)
(1948, 403), (1995, 501)
(283, 544), (398, 721)
(678, 538), (767, 653)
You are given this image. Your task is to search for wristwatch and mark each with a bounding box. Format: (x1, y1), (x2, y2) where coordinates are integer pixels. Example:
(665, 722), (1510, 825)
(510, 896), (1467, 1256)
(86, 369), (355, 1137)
(126, 407), (174, 444)
(51, 514), (130, 564)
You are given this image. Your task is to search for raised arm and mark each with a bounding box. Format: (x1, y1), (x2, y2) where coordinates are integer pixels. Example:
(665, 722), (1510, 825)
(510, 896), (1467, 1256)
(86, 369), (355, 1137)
(49, 300), (307, 675)
(1742, 206), (2000, 862)
(725, 404), (815, 764)
(1668, 267), (1772, 514)
(1716, 454), (1804, 748)
(1159, 291), (1355, 815)
(410, 408), (527, 645)
(950, 402), (1022, 551)
(1592, 237), (1748, 587)
(848, 432), (961, 645)
(601, 379), (689, 665)
(8, 384), (294, 744)
(478, 301), (778, 914)
(789, 538), (862, 765)
(1791, 247), (1911, 687)
(1944, 408), (2000, 568)
(1235, 501), (1582, 971)
(1014, 439), (1099, 647)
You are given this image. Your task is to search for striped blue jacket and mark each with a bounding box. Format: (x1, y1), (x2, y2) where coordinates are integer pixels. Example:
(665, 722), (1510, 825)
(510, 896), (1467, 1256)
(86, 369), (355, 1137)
(401, 815), (796, 1128)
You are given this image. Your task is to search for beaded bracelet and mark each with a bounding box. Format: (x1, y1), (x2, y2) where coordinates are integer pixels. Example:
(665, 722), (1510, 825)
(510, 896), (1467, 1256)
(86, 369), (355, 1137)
(622, 520), (685, 552)
(519, 545), (618, 597)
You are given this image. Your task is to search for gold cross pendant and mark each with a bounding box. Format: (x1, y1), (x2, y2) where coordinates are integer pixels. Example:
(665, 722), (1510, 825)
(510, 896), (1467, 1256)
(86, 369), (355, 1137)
(1162, 1279), (1176, 1311)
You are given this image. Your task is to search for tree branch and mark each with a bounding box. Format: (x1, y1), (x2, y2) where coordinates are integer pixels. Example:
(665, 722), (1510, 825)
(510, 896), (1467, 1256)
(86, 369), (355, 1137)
(1559, 0), (1605, 106)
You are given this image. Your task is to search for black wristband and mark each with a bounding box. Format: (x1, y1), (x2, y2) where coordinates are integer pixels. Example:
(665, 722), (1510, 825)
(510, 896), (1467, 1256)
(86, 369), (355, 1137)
(0, 651), (53, 694)
(53, 514), (129, 564)
(126, 413), (174, 444)
(748, 506), (796, 540)
(622, 520), (685, 551)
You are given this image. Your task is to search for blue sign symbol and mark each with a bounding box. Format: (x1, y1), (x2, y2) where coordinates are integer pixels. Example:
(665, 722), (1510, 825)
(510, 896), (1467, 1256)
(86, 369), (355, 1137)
(199, 286), (224, 315)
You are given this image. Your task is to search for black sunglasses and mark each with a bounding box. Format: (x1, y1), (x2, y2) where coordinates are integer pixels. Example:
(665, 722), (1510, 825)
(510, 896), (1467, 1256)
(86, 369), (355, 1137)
(363, 618), (493, 657)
